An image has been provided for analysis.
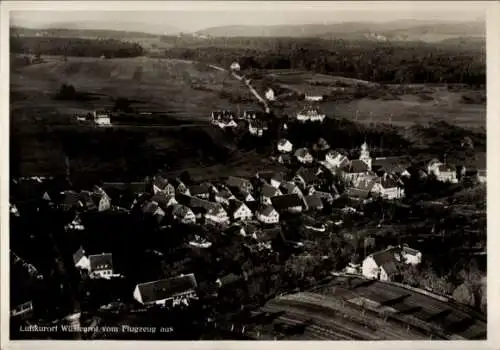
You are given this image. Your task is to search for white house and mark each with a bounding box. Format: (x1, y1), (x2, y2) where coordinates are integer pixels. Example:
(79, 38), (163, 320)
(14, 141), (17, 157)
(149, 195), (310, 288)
(256, 205), (280, 224)
(427, 159), (458, 183)
(277, 139), (293, 153)
(296, 109), (326, 123)
(371, 174), (405, 200)
(305, 94), (323, 102)
(93, 111), (111, 126)
(362, 250), (399, 281)
(294, 148), (314, 164)
(230, 62), (241, 71)
(205, 203), (230, 226)
(325, 150), (350, 168)
(397, 245), (422, 266)
(227, 199), (253, 222)
(133, 274), (198, 307)
(73, 247), (90, 271)
(88, 253), (114, 279)
(265, 88), (276, 101)
(248, 120), (268, 136)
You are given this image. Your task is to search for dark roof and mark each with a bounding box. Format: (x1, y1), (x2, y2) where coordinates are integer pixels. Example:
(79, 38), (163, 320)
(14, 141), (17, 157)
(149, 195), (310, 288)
(153, 176), (169, 190)
(271, 194), (304, 211)
(72, 247), (86, 264)
(257, 205), (278, 216)
(60, 191), (84, 208)
(280, 181), (299, 194)
(151, 192), (175, 207)
(295, 167), (318, 184)
(216, 188), (234, 199)
(171, 204), (192, 217)
(257, 227), (282, 241)
(371, 250), (398, 275)
(102, 182), (147, 194)
(226, 176), (253, 190)
(89, 253), (113, 271)
(261, 184), (281, 198)
(189, 183), (211, 196)
(136, 274), (197, 304)
(305, 194), (324, 209)
(226, 199), (247, 215)
(345, 160), (369, 173)
(372, 157), (409, 173)
(346, 187), (371, 199)
(378, 175), (399, 189)
(294, 148), (311, 158)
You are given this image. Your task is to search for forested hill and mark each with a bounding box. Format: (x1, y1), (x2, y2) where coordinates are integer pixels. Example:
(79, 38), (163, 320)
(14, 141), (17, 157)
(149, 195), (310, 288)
(160, 37), (485, 86)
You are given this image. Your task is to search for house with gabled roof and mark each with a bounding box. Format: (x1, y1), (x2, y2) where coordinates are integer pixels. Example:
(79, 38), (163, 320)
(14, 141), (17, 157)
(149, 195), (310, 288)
(294, 148), (314, 164)
(345, 178), (375, 202)
(152, 176), (176, 196)
(133, 273), (198, 307)
(171, 204), (196, 224)
(427, 159), (458, 183)
(277, 138), (293, 153)
(293, 167), (322, 189)
(271, 193), (306, 214)
(371, 174), (405, 199)
(324, 150), (350, 168)
(255, 205), (280, 224)
(278, 154), (293, 165)
(256, 171), (284, 189)
(215, 188), (235, 205)
(226, 176), (254, 194)
(225, 199), (253, 222)
(279, 181), (304, 197)
(305, 194), (324, 211)
(142, 201), (166, 223)
(362, 249), (400, 282)
(260, 183), (283, 205)
(88, 253), (114, 279)
(189, 183), (211, 200)
(182, 196), (229, 226)
(151, 192), (177, 211)
(73, 246), (90, 271)
(60, 190), (84, 212)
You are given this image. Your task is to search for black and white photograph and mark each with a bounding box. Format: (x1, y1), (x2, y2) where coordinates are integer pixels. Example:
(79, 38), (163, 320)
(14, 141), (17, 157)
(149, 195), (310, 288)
(1, 0), (496, 345)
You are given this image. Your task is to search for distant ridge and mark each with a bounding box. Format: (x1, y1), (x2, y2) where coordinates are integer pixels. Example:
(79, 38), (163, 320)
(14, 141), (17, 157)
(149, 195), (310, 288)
(195, 20), (485, 42)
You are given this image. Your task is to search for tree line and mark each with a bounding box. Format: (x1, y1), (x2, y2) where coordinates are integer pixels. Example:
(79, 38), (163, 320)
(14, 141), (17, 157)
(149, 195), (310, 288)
(10, 36), (145, 58)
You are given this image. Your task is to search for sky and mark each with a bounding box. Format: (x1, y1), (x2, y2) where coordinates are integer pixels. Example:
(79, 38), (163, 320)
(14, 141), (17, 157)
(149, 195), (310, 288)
(8, 1), (488, 33)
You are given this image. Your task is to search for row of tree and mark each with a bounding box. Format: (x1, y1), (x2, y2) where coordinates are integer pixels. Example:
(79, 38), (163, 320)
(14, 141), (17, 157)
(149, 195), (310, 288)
(10, 36), (145, 58)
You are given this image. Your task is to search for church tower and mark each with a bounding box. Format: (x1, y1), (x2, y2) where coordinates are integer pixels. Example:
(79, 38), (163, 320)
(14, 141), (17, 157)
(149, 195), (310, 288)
(359, 141), (372, 171)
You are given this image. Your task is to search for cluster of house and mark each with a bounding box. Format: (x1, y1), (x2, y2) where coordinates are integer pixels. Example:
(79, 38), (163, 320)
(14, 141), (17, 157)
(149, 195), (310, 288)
(275, 138), (486, 201)
(209, 105), (326, 134)
(345, 244), (423, 282)
(75, 110), (112, 127)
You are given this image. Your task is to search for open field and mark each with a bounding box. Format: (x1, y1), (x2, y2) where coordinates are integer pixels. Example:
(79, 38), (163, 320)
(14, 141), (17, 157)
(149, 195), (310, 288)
(10, 55), (261, 123)
(250, 70), (485, 129)
(235, 276), (486, 340)
(10, 55), (486, 179)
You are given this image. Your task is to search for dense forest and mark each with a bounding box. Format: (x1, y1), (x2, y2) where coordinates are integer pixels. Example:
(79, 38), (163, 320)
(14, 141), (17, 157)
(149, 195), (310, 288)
(10, 36), (145, 58)
(161, 37), (485, 86)
(10, 35), (485, 86)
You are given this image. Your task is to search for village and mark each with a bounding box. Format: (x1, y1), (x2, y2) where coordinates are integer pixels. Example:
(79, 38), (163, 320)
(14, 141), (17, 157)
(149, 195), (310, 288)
(10, 100), (487, 333)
